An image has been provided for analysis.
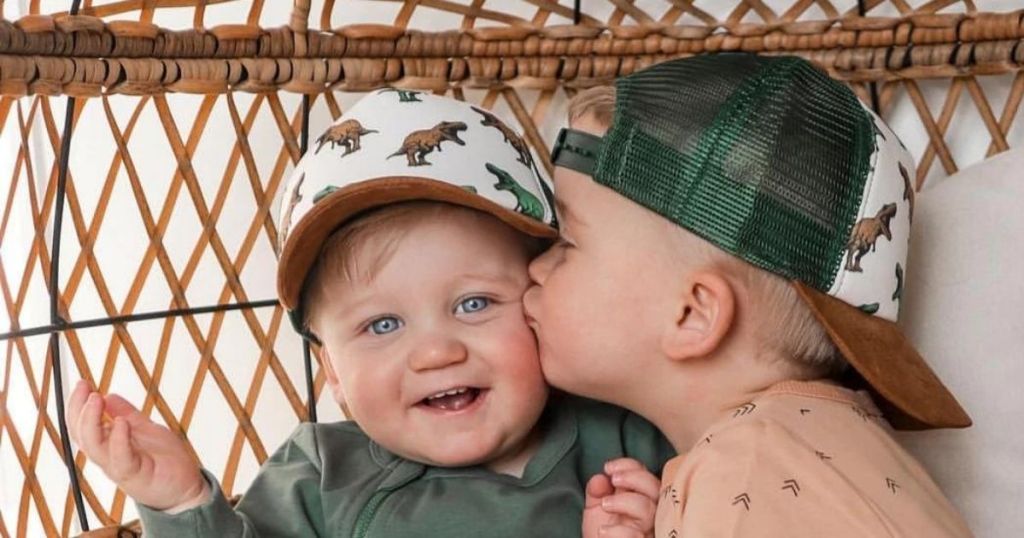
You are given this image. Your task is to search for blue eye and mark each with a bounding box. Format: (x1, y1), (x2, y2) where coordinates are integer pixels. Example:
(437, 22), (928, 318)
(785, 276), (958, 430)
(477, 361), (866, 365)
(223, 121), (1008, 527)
(368, 316), (402, 335)
(456, 296), (490, 314)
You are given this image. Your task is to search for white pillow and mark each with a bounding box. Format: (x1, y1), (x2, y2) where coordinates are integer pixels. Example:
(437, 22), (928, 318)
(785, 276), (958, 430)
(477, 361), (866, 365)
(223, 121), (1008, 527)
(897, 148), (1024, 538)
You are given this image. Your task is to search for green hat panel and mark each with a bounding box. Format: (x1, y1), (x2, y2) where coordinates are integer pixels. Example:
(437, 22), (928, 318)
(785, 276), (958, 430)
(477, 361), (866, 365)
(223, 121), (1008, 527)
(552, 53), (914, 322)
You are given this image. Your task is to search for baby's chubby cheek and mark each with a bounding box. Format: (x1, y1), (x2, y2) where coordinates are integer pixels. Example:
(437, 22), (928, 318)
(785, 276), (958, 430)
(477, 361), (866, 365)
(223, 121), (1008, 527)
(502, 336), (548, 393)
(509, 344), (548, 389)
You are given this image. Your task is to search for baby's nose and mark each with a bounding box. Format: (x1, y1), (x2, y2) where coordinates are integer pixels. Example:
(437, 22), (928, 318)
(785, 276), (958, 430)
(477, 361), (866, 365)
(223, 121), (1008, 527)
(408, 334), (468, 371)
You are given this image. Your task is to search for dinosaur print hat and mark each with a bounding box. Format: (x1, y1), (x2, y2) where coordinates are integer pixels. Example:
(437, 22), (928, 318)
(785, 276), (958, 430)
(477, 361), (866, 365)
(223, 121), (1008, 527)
(276, 90), (557, 323)
(551, 54), (969, 430)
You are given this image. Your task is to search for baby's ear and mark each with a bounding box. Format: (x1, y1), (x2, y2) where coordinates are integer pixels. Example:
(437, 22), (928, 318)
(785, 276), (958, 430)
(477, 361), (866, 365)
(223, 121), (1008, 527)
(318, 346), (349, 416)
(661, 270), (736, 361)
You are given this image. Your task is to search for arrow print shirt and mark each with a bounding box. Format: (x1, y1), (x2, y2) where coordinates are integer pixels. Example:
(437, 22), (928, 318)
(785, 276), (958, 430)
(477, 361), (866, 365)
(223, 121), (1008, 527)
(655, 380), (973, 537)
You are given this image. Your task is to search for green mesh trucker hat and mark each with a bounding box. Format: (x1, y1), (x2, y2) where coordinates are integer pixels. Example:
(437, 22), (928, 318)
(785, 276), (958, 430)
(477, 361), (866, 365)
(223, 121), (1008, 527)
(277, 90), (557, 336)
(551, 53), (970, 430)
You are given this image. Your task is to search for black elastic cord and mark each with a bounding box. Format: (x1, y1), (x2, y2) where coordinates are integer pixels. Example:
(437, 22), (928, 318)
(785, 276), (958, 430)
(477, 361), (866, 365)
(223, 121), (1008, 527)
(53, 0), (89, 532)
(302, 339), (318, 422)
(856, 0), (882, 115)
(300, 94), (311, 155)
(1, 300), (280, 341)
(573, 0), (581, 25)
(299, 93), (318, 423)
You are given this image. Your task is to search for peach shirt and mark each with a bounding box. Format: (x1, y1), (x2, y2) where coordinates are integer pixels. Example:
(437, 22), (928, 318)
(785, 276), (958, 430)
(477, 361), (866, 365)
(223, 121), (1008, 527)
(655, 380), (973, 537)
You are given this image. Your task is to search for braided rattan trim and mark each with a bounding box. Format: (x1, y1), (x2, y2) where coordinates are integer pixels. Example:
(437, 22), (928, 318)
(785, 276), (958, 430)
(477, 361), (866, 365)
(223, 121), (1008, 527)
(1, 13), (1023, 96)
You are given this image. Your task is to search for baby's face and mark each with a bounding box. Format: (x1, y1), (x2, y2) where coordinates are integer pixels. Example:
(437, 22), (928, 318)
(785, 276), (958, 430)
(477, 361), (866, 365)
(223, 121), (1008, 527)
(315, 211), (548, 468)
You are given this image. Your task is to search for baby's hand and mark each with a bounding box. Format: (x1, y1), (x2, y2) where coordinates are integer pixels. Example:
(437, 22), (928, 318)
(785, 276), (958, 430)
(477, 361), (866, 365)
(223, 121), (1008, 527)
(582, 458), (660, 538)
(67, 380), (209, 512)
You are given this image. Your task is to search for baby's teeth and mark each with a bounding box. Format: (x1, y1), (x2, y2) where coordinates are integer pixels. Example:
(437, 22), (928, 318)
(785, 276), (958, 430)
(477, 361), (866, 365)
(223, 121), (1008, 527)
(428, 387), (468, 400)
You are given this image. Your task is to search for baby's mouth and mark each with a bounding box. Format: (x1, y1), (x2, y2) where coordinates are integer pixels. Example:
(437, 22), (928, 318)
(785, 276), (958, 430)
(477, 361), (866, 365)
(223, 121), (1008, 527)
(420, 387), (483, 411)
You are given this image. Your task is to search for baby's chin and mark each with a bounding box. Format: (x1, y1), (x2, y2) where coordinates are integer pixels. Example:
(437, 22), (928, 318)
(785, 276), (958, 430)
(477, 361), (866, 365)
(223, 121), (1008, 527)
(393, 440), (509, 469)
(379, 427), (536, 470)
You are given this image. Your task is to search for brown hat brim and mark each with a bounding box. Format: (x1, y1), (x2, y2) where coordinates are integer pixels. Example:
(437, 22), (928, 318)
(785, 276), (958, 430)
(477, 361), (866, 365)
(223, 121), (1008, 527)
(277, 176), (557, 312)
(791, 281), (971, 431)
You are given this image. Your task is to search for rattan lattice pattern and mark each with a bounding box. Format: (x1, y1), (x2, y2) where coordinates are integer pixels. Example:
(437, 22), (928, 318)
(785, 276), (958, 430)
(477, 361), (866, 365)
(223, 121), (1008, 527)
(1, 1), (1023, 536)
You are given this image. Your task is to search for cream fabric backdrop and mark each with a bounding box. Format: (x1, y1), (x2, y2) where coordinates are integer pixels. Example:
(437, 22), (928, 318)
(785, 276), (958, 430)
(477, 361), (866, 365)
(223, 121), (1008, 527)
(898, 148), (1024, 538)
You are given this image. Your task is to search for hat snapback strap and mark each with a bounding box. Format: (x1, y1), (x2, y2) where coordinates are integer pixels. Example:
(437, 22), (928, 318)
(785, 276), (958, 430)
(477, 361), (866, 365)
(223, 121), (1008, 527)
(551, 128), (604, 176)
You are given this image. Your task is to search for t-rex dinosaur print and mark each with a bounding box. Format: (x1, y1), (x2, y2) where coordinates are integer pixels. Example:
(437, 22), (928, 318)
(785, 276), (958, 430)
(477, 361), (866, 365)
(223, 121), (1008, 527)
(893, 263), (904, 302)
(377, 87), (424, 102)
(315, 119), (377, 156)
(471, 106), (533, 166)
(313, 185), (339, 204)
(844, 203), (897, 272)
(872, 120), (887, 141)
(859, 303), (880, 314)
(387, 121), (467, 166)
(533, 162), (557, 228)
(899, 161), (915, 222)
(486, 163), (544, 221)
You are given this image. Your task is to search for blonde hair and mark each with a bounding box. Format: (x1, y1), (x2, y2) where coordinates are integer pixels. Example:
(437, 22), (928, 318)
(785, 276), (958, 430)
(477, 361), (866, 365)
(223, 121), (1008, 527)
(569, 86), (616, 126)
(301, 201), (543, 332)
(569, 85), (846, 378)
(726, 255), (846, 378)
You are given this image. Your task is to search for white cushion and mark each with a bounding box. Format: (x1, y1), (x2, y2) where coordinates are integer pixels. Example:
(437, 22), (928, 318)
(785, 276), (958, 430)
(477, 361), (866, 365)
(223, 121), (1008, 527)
(897, 148), (1024, 538)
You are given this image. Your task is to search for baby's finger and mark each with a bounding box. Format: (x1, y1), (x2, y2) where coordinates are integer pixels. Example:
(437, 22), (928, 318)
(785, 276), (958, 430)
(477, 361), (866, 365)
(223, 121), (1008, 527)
(78, 393), (109, 467)
(585, 473), (614, 508)
(103, 393), (148, 428)
(66, 380), (92, 443)
(107, 417), (143, 483)
(600, 492), (656, 530)
(598, 525), (646, 538)
(611, 469), (662, 500)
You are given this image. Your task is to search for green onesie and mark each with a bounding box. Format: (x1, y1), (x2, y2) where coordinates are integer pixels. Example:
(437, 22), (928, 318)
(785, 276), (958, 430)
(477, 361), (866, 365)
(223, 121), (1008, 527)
(136, 394), (674, 537)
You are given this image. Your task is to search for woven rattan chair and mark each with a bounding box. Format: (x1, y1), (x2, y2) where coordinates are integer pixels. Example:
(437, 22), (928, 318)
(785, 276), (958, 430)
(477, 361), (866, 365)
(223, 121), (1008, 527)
(2, 1), (1023, 536)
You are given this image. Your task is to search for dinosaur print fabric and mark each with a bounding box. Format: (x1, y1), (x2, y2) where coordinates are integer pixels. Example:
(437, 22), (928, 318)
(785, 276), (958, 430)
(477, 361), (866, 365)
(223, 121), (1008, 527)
(276, 89), (557, 254)
(827, 105), (917, 322)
